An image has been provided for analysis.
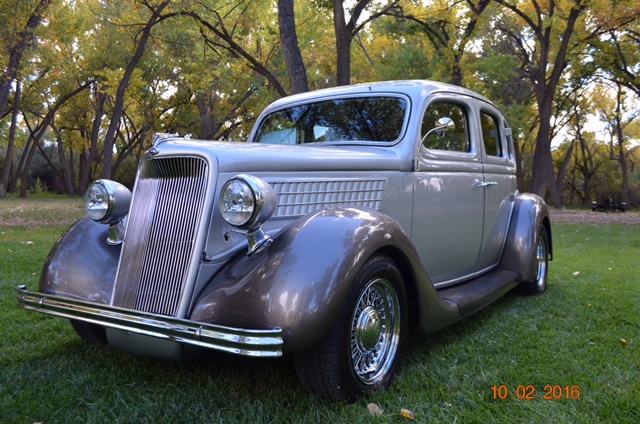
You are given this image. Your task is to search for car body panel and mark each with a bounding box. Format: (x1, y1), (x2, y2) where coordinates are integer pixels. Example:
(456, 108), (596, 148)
(18, 80), (551, 367)
(191, 207), (459, 352)
(39, 218), (120, 304)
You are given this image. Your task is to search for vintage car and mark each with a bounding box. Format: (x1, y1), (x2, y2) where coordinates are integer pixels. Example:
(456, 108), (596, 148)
(17, 80), (552, 402)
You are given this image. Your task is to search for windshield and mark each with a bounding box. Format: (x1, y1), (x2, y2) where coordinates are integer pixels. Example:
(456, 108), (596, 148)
(254, 96), (407, 144)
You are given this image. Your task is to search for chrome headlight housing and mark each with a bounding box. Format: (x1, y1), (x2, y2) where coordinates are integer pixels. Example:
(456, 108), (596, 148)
(220, 175), (276, 231)
(85, 180), (132, 224)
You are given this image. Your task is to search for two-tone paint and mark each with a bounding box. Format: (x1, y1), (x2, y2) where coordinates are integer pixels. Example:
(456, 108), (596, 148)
(17, 80), (552, 363)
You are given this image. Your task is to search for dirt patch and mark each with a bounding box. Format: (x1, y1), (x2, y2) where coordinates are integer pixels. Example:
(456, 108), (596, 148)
(550, 209), (640, 225)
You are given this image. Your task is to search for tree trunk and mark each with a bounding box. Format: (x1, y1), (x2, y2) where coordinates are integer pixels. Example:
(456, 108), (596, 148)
(56, 130), (76, 196)
(195, 93), (219, 140)
(19, 137), (39, 198)
(333, 0), (351, 86)
(102, 0), (172, 179)
(80, 91), (106, 194)
(1, 81), (21, 198)
(278, 0), (308, 94)
(554, 140), (575, 208)
(513, 137), (525, 193)
(614, 84), (630, 205)
(10, 137), (31, 194)
(529, 91), (554, 199)
(0, 0), (51, 116)
(614, 117), (630, 206)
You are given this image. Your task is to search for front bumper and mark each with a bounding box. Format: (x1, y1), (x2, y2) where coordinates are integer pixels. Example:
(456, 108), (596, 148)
(16, 286), (283, 357)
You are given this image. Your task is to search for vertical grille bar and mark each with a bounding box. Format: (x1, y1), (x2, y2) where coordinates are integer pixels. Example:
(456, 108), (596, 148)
(111, 157), (209, 317)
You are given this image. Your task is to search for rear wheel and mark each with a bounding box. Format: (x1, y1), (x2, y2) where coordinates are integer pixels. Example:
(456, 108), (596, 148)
(70, 319), (107, 344)
(294, 254), (407, 402)
(519, 226), (549, 295)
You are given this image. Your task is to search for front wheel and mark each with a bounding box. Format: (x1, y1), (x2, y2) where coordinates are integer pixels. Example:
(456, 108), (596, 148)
(294, 254), (407, 402)
(70, 319), (107, 344)
(519, 226), (549, 295)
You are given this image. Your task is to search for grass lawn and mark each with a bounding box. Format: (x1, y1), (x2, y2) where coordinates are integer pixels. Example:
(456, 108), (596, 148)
(1, 197), (638, 423)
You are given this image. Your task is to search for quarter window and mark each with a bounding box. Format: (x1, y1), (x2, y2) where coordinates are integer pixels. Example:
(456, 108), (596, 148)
(480, 111), (502, 157)
(421, 102), (469, 152)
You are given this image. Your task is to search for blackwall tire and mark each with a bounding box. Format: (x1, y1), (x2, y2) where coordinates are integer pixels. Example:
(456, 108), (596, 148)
(70, 319), (107, 344)
(294, 254), (407, 402)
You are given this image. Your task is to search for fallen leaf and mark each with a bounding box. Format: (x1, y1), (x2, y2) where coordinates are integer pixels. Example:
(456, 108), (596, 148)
(620, 339), (629, 345)
(400, 409), (416, 420)
(367, 403), (384, 417)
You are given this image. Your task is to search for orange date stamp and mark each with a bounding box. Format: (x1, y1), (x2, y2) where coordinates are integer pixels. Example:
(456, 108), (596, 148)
(491, 385), (581, 400)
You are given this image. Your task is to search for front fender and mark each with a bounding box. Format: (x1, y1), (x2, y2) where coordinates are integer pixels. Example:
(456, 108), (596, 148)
(40, 217), (120, 304)
(190, 206), (453, 352)
(500, 193), (552, 281)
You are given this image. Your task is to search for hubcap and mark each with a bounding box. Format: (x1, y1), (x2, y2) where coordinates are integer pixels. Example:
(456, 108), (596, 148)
(350, 278), (401, 385)
(355, 307), (382, 352)
(535, 232), (548, 289)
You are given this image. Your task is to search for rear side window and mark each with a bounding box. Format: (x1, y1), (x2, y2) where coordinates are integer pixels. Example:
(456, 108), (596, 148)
(255, 97), (407, 144)
(480, 111), (503, 157)
(421, 102), (470, 152)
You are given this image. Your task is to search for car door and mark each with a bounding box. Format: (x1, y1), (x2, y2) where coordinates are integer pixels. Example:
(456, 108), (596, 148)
(412, 94), (485, 287)
(475, 100), (518, 270)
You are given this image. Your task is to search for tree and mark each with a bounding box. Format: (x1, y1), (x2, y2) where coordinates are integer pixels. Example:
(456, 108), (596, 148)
(382, 0), (491, 86)
(100, 0), (172, 180)
(278, 0), (308, 94)
(595, 81), (640, 205)
(0, 0), (51, 118)
(0, 80), (20, 197)
(182, 1), (289, 97)
(332, 0), (399, 85)
(0, 0), (52, 197)
(491, 0), (587, 206)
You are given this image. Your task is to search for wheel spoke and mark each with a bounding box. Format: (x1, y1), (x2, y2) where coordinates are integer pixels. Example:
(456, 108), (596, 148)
(350, 278), (401, 385)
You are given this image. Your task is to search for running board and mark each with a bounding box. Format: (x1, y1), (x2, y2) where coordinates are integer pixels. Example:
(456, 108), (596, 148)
(437, 269), (520, 318)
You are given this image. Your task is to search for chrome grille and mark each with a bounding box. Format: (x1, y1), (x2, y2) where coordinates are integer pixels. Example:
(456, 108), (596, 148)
(111, 157), (209, 317)
(271, 179), (386, 218)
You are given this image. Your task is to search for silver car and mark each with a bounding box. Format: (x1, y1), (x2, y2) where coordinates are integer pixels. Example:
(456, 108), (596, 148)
(17, 80), (552, 401)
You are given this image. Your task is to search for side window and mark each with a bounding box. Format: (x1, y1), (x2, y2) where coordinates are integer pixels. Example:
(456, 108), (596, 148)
(480, 111), (502, 157)
(421, 102), (469, 152)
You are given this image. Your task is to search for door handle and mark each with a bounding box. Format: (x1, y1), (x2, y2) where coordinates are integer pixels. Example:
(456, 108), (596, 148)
(477, 181), (497, 188)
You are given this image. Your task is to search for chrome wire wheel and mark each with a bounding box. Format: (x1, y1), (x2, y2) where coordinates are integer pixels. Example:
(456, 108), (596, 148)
(534, 229), (549, 291)
(350, 277), (401, 385)
(519, 226), (549, 295)
(293, 254), (407, 402)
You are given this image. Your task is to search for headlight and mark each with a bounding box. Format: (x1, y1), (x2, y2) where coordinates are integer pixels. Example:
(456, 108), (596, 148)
(85, 180), (132, 223)
(220, 175), (276, 230)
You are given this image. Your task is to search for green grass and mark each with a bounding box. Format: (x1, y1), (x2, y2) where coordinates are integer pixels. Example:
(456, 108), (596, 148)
(1, 198), (639, 423)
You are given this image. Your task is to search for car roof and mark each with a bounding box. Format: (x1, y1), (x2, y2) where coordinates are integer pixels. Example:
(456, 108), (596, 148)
(264, 80), (495, 110)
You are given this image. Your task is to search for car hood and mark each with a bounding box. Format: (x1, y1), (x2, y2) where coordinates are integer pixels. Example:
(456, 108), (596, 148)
(150, 139), (409, 173)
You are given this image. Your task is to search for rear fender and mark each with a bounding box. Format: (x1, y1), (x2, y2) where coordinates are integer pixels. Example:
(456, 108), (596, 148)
(500, 193), (552, 281)
(190, 206), (459, 352)
(40, 217), (120, 304)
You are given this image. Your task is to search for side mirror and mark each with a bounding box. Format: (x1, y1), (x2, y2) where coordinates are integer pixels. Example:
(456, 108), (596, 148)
(435, 117), (455, 137)
(422, 117), (455, 143)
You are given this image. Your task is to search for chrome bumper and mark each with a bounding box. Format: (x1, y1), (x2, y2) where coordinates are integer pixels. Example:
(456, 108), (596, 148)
(16, 286), (283, 357)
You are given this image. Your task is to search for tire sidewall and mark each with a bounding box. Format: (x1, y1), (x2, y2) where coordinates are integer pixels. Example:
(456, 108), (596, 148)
(338, 254), (408, 397)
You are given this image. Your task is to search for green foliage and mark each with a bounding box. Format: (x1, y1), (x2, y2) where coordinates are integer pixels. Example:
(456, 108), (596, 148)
(0, 0), (639, 205)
